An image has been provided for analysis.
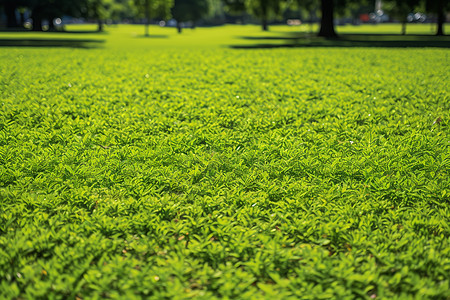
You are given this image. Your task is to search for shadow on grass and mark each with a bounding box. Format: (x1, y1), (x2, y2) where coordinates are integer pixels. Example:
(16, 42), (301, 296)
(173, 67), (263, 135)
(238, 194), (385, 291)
(0, 28), (108, 34)
(136, 34), (169, 38)
(0, 38), (105, 48)
(231, 33), (450, 49)
(0, 28), (31, 32)
(53, 30), (108, 34)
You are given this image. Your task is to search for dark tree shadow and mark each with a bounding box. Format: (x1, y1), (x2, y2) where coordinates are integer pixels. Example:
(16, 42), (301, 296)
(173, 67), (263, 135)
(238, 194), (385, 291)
(0, 28), (30, 32)
(238, 36), (302, 40)
(136, 34), (169, 38)
(0, 28), (108, 34)
(231, 33), (450, 49)
(54, 30), (109, 34)
(0, 38), (105, 48)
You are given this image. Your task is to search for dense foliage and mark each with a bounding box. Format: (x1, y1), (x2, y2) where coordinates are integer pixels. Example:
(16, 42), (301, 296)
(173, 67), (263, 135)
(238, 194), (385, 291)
(0, 25), (449, 299)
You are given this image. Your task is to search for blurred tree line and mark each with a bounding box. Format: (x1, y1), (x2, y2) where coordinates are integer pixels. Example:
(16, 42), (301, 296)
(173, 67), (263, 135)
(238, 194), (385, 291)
(0, 0), (447, 35)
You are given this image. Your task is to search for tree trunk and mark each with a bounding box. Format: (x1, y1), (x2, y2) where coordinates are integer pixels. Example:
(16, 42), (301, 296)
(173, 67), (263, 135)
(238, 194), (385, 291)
(48, 17), (56, 31)
(436, 0), (445, 36)
(145, 0), (150, 36)
(177, 22), (182, 33)
(97, 19), (103, 32)
(261, 1), (268, 31)
(401, 21), (406, 35)
(5, 2), (18, 28)
(262, 17), (268, 31)
(309, 10), (314, 34)
(318, 0), (337, 37)
(19, 11), (26, 27)
(32, 12), (43, 31)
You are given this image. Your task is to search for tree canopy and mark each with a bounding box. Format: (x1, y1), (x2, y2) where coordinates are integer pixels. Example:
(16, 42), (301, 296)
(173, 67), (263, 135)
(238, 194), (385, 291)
(171, 0), (210, 33)
(384, 0), (422, 35)
(0, 0), (447, 37)
(133, 0), (173, 36)
(425, 0), (448, 35)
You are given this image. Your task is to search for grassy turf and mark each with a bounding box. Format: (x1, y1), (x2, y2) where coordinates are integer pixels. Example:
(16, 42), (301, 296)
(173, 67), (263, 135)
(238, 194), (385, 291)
(0, 24), (449, 299)
(1, 23), (449, 49)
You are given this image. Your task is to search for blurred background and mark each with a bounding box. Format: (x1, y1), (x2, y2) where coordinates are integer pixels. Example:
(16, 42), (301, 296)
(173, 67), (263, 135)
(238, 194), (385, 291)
(0, 0), (447, 36)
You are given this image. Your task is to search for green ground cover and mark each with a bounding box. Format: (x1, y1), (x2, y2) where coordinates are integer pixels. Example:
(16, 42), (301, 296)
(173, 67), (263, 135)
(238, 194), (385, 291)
(0, 24), (449, 299)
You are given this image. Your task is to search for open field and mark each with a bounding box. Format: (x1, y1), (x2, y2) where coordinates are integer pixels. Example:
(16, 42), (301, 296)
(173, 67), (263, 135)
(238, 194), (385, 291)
(0, 25), (449, 299)
(0, 23), (450, 49)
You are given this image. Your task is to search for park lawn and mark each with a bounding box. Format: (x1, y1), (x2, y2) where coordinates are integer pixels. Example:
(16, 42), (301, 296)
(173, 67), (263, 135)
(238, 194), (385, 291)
(0, 23), (449, 49)
(0, 24), (449, 299)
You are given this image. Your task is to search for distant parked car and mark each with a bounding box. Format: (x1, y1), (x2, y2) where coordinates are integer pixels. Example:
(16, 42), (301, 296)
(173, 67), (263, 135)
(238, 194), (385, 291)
(369, 10), (389, 23)
(407, 12), (426, 23)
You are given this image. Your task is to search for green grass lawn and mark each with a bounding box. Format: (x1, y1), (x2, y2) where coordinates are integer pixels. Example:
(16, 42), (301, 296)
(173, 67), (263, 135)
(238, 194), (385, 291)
(1, 23), (449, 49)
(0, 24), (449, 299)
